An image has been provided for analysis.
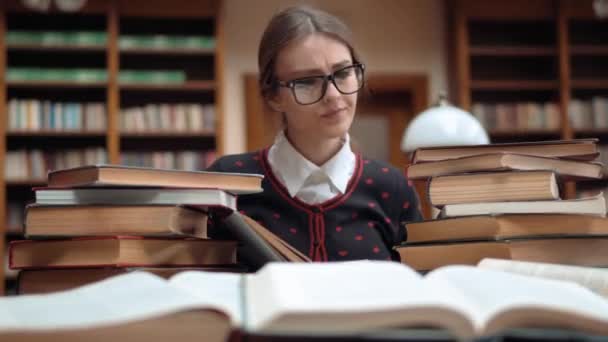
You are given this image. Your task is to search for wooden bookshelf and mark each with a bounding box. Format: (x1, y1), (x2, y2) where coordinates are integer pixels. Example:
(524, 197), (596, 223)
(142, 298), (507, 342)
(451, 0), (608, 200)
(0, 0), (225, 294)
(119, 81), (216, 91)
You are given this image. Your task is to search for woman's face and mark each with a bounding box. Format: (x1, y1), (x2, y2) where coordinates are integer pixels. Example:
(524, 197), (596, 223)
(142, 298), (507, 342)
(271, 33), (359, 141)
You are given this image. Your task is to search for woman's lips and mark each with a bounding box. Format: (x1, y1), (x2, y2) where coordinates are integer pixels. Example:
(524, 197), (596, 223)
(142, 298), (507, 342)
(321, 108), (346, 118)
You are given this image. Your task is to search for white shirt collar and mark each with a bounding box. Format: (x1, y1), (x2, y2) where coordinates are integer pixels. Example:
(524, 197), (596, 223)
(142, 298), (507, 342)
(268, 130), (356, 198)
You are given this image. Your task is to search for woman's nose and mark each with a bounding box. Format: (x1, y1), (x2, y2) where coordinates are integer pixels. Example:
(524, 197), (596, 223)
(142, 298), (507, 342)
(323, 80), (341, 100)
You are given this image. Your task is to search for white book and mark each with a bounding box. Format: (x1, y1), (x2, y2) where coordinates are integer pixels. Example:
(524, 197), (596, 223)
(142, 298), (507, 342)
(439, 193), (606, 218)
(34, 187), (237, 210)
(2, 261), (608, 341)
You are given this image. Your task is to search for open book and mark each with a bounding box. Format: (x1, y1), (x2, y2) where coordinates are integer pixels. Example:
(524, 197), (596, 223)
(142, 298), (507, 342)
(2, 261), (608, 341)
(478, 258), (608, 299)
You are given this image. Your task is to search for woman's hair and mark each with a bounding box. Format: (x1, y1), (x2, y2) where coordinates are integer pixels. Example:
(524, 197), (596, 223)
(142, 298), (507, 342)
(258, 5), (362, 102)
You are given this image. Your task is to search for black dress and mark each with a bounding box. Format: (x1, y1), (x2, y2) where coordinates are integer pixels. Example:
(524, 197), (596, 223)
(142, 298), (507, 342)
(207, 148), (423, 262)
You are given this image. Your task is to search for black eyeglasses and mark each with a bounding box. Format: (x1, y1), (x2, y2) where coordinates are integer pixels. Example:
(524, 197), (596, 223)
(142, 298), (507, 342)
(276, 63), (365, 105)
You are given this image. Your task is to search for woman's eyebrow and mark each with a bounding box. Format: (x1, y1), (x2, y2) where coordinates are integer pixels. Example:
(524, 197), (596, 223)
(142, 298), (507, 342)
(284, 60), (353, 79)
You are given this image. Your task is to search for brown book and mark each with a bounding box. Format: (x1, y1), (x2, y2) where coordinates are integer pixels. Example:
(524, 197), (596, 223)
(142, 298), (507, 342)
(407, 213), (608, 244)
(397, 237), (608, 271)
(241, 215), (311, 262)
(407, 152), (604, 180)
(411, 139), (599, 163)
(8, 236), (237, 269)
(47, 164), (264, 194)
(24, 205), (209, 238)
(17, 266), (247, 295)
(428, 170), (559, 206)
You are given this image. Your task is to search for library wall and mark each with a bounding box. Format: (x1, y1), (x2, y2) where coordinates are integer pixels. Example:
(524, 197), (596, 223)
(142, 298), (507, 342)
(221, 0), (448, 154)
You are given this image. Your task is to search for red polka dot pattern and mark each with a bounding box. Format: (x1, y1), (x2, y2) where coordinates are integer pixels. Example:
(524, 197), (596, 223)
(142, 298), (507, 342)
(207, 150), (422, 262)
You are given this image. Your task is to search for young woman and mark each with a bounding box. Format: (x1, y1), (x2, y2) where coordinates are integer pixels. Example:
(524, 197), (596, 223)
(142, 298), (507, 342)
(208, 5), (422, 261)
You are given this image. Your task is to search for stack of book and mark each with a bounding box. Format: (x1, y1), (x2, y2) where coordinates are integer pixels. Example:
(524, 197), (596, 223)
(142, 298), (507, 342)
(395, 139), (608, 271)
(8, 164), (268, 294)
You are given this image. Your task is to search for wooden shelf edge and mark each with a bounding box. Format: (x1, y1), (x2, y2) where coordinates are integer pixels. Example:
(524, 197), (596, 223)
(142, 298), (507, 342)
(119, 81), (215, 91)
(7, 44), (106, 52)
(469, 45), (556, 56)
(570, 45), (608, 56)
(5, 180), (46, 186)
(471, 80), (559, 90)
(7, 131), (107, 137)
(120, 131), (216, 138)
(571, 80), (608, 90)
(7, 81), (108, 89)
(120, 47), (215, 55)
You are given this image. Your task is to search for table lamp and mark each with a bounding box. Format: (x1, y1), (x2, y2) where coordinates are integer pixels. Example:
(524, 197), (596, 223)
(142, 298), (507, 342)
(400, 93), (489, 219)
(401, 93), (490, 153)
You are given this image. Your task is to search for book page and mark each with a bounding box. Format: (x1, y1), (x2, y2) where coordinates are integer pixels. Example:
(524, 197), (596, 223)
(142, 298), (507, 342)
(244, 261), (474, 335)
(168, 271), (243, 325)
(0, 272), (229, 331)
(425, 266), (608, 335)
(478, 258), (608, 298)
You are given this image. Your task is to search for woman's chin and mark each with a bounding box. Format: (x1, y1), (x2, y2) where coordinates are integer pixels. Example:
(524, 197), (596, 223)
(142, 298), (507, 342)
(319, 123), (351, 140)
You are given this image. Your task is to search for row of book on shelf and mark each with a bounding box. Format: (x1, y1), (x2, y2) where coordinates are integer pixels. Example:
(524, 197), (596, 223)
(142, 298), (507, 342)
(121, 103), (215, 132)
(3, 152), (608, 340)
(7, 30), (216, 49)
(7, 100), (216, 133)
(569, 97), (608, 129)
(471, 97), (608, 131)
(4, 148), (107, 182)
(6, 68), (188, 84)
(8, 100), (106, 132)
(472, 101), (560, 131)
(4, 149), (217, 182)
(120, 151), (217, 173)
(7, 99), (216, 133)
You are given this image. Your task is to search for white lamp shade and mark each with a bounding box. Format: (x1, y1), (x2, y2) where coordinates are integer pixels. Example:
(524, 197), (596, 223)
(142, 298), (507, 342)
(401, 103), (490, 152)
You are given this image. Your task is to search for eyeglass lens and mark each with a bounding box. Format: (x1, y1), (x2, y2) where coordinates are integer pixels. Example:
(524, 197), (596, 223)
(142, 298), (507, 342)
(292, 65), (363, 105)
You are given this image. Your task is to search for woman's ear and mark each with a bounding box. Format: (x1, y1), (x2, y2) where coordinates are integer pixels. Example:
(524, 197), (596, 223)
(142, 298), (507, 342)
(267, 94), (284, 113)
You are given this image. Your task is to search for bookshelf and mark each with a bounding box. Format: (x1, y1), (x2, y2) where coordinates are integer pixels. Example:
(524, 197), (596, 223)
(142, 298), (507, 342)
(0, 0), (225, 294)
(451, 0), (608, 199)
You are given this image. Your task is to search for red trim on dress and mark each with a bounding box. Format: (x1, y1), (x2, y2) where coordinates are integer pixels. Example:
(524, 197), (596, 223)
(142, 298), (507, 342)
(259, 148), (364, 261)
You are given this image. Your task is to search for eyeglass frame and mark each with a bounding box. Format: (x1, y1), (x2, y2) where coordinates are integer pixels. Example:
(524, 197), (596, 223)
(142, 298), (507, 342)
(275, 63), (366, 105)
